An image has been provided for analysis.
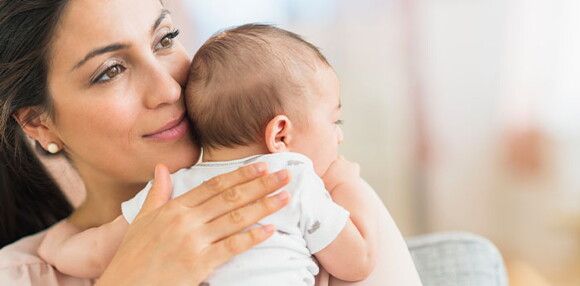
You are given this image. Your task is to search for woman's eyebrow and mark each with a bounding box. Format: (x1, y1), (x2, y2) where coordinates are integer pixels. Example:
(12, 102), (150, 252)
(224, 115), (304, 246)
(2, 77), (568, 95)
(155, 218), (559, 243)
(71, 9), (170, 72)
(151, 9), (171, 34)
(72, 43), (130, 71)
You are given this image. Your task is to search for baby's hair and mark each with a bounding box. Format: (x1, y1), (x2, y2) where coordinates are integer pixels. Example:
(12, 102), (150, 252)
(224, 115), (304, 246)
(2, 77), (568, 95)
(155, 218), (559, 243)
(186, 23), (331, 150)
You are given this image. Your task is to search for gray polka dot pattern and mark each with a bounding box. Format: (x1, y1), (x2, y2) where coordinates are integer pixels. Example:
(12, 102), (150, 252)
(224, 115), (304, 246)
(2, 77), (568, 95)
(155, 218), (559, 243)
(277, 229), (291, 235)
(307, 221), (320, 234)
(287, 160), (305, 166)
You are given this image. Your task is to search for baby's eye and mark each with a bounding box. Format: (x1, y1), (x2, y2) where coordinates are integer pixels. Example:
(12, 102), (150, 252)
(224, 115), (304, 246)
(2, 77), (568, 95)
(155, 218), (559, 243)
(334, 120), (344, 125)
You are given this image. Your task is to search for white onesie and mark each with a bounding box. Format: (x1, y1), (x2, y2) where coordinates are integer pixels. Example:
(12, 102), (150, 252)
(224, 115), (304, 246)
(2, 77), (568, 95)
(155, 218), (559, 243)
(122, 152), (350, 286)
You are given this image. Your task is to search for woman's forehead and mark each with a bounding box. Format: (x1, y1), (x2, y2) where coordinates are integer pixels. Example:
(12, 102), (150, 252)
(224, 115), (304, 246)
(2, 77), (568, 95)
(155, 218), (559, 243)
(50, 0), (165, 73)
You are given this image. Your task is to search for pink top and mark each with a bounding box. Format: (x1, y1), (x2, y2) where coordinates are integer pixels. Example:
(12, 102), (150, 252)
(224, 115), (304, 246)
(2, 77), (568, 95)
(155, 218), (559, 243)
(0, 221), (332, 285)
(0, 226), (93, 286)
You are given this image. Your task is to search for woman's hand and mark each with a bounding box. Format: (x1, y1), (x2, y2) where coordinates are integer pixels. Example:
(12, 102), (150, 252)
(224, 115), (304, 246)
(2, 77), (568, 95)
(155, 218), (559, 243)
(96, 162), (291, 286)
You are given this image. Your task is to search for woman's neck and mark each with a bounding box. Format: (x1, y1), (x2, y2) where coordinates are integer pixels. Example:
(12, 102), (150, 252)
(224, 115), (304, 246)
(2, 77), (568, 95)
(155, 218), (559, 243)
(68, 178), (144, 231)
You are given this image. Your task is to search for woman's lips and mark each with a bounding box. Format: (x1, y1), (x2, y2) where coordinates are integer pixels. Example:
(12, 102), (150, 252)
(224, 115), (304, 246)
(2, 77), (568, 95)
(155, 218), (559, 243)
(143, 114), (189, 141)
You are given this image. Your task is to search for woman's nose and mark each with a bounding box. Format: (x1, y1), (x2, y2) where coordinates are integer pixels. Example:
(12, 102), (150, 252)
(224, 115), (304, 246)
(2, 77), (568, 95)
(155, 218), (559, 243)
(142, 70), (181, 109)
(142, 53), (189, 109)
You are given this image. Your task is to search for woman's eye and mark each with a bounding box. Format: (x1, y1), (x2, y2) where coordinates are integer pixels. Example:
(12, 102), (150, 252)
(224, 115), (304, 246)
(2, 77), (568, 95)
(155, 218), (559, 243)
(106, 66), (121, 78)
(93, 64), (125, 84)
(155, 29), (180, 50)
(160, 37), (172, 48)
(335, 120), (344, 125)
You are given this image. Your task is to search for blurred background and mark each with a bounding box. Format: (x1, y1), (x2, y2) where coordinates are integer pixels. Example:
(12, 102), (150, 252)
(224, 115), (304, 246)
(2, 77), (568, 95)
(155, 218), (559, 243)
(46, 0), (580, 285)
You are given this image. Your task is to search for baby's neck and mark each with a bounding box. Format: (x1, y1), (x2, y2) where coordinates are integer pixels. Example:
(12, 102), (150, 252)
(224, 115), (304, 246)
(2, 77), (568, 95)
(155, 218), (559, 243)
(202, 144), (270, 162)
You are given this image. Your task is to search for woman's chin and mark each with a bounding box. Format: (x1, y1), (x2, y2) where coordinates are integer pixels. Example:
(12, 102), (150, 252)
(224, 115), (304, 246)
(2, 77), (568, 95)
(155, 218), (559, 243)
(165, 138), (201, 172)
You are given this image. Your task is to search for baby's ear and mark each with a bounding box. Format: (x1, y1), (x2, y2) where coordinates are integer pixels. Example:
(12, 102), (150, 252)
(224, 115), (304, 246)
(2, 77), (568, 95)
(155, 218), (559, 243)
(264, 115), (292, 153)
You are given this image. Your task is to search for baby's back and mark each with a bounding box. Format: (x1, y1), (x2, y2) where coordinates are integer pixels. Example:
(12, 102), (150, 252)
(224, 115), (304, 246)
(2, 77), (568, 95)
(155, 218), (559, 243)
(122, 152), (349, 286)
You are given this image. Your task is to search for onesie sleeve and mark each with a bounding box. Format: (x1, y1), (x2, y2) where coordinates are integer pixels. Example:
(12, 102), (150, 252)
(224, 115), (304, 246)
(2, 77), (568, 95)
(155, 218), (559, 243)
(293, 162), (350, 254)
(121, 182), (153, 224)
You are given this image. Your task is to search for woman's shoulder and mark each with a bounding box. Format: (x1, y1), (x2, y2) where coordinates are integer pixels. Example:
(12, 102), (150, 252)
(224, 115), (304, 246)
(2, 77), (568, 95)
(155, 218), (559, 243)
(0, 229), (48, 269)
(0, 226), (92, 286)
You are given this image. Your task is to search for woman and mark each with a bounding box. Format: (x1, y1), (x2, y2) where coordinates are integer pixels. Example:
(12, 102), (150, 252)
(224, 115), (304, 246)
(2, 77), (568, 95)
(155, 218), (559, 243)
(0, 0), (422, 285)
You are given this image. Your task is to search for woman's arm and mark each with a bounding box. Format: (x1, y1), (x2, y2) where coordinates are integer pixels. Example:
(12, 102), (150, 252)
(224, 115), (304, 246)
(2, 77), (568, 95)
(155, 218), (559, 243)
(320, 157), (423, 286)
(96, 163), (291, 286)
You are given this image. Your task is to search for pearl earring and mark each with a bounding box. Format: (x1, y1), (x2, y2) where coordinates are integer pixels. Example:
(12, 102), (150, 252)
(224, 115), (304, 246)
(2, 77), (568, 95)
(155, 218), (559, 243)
(47, 142), (60, 154)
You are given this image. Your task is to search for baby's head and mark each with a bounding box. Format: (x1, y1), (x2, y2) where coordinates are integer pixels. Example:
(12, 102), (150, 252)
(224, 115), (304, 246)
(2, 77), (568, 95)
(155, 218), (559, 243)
(186, 24), (343, 176)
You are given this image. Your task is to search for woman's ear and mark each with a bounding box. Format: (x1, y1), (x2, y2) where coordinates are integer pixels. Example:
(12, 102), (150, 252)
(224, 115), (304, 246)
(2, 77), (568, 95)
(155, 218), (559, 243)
(264, 115), (293, 153)
(12, 107), (62, 152)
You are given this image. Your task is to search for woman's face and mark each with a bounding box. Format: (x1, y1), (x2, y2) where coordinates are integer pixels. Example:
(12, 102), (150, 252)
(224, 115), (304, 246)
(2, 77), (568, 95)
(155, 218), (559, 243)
(46, 0), (199, 188)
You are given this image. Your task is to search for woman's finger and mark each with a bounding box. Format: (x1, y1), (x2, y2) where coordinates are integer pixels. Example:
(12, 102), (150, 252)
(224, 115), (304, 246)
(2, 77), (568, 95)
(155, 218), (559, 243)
(203, 224), (276, 271)
(192, 170), (290, 223)
(137, 164), (172, 217)
(176, 162), (269, 207)
(201, 190), (290, 243)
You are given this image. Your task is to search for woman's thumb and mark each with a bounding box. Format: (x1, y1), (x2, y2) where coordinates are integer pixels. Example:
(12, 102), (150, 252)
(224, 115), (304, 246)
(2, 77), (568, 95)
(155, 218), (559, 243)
(139, 164), (172, 215)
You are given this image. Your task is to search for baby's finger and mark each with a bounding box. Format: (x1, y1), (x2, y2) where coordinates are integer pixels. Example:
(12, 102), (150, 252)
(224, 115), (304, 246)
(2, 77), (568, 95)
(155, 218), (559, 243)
(204, 224), (276, 271)
(201, 191), (290, 242)
(176, 162), (268, 207)
(192, 170), (290, 223)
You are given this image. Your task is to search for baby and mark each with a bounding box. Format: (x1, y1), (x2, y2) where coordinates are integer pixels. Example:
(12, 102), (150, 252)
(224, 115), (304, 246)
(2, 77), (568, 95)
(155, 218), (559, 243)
(39, 24), (377, 285)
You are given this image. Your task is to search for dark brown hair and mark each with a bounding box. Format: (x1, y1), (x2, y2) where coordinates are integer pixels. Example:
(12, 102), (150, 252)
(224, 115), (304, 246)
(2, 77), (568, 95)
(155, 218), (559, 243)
(0, 0), (73, 247)
(186, 24), (330, 150)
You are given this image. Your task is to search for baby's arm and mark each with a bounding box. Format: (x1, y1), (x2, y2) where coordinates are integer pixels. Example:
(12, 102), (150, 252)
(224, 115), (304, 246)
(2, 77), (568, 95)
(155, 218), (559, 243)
(38, 215), (128, 279)
(315, 157), (379, 281)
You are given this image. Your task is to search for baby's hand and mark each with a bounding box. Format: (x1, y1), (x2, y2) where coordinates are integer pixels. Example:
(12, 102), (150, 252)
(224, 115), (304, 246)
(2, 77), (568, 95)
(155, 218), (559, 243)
(322, 155), (360, 192)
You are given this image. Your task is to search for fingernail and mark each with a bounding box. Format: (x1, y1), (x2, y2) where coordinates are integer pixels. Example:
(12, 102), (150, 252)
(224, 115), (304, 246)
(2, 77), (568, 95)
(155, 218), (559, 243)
(275, 170), (289, 182)
(252, 163), (266, 175)
(274, 191), (289, 201)
(154, 164), (160, 178)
